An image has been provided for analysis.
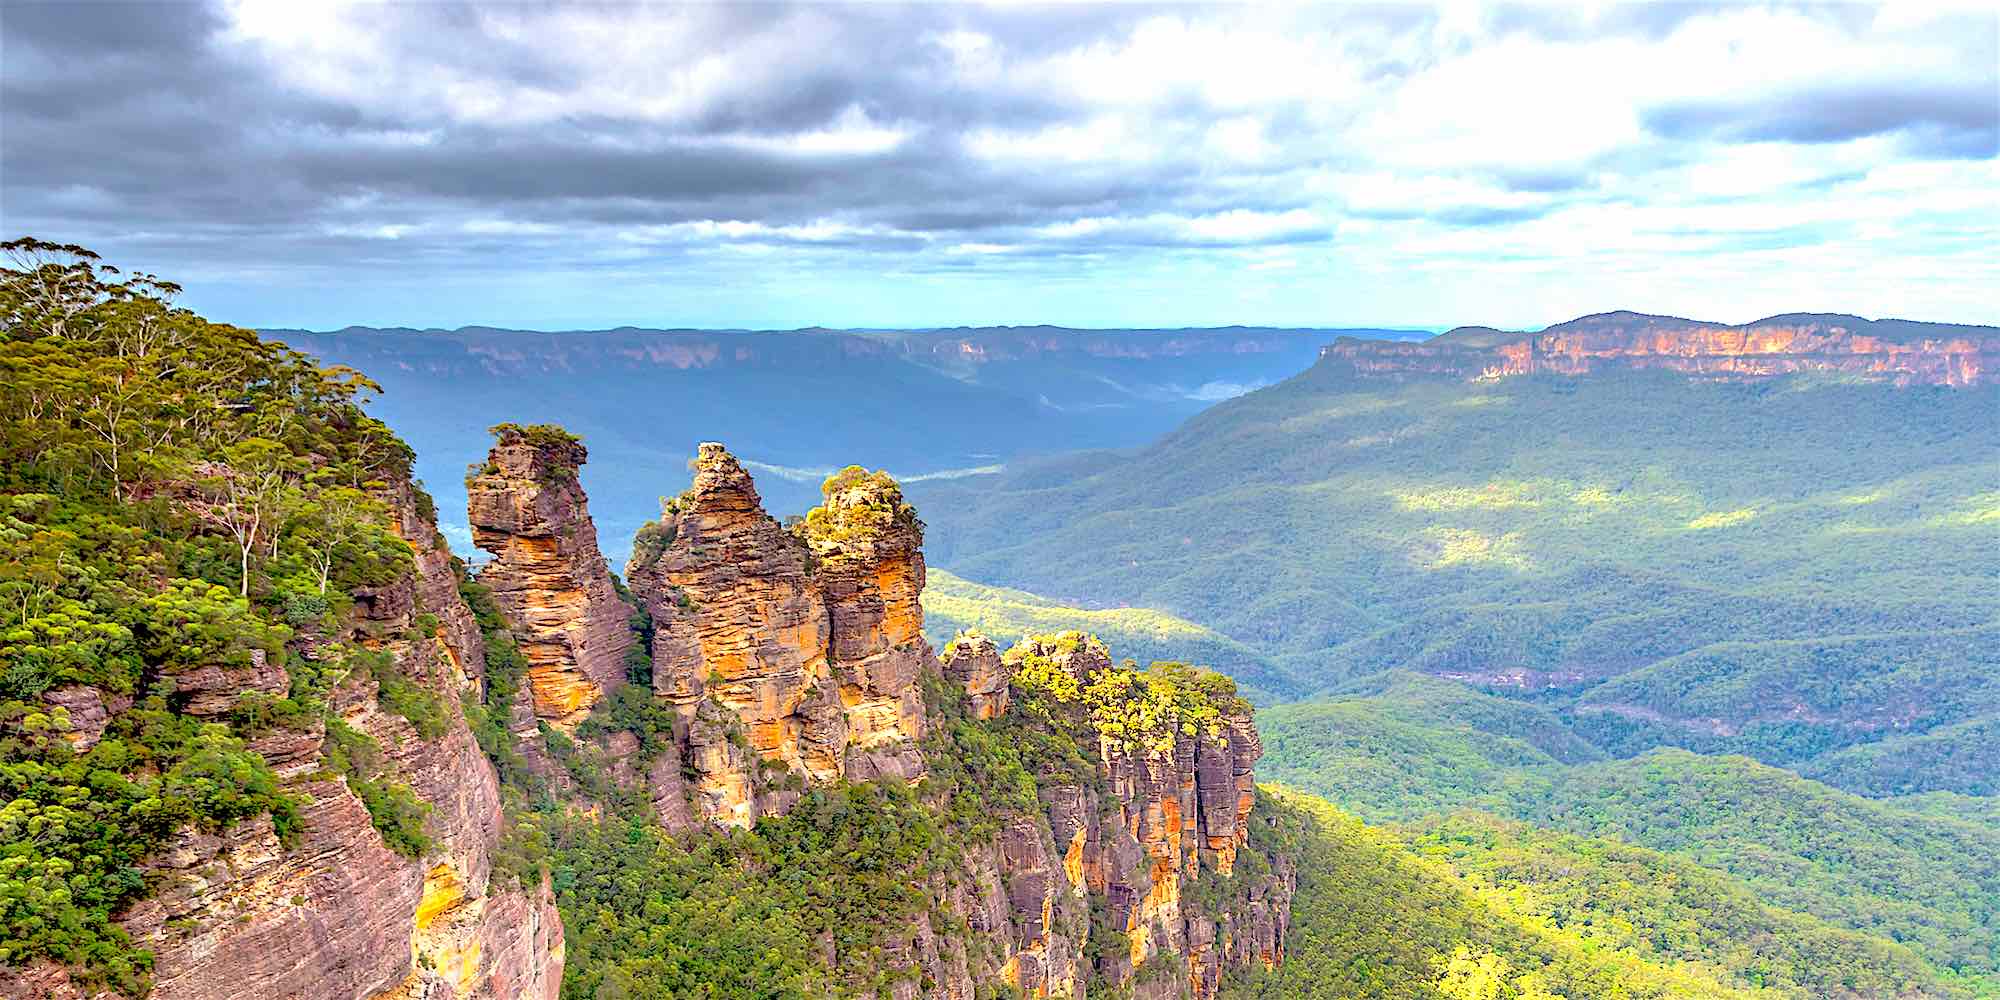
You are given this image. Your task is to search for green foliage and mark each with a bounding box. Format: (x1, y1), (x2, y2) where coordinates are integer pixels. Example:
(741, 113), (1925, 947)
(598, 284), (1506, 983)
(628, 519), (676, 572)
(1257, 671), (1601, 822)
(548, 782), (952, 1000)
(1493, 750), (2000, 981)
(0, 242), (435, 992)
(361, 649), (449, 741)
(1223, 788), (1965, 1000)
(1261, 675), (2000, 987)
(487, 423), (583, 486)
(320, 718), (432, 859)
(0, 696), (298, 996)
(792, 465), (921, 555)
(922, 568), (1295, 703)
(922, 367), (2000, 787)
(489, 422), (582, 452)
(455, 563), (538, 792)
(1007, 633), (1244, 753)
(1405, 813), (1950, 998)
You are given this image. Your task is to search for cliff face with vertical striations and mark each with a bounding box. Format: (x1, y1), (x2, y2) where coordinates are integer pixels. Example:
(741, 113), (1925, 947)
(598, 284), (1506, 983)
(1320, 311), (2000, 386)
(973, 634), (1289, 1000)
(622, 444), (929, 826)
(465, 426), (634, 730)
(575, 445), (1290, 998)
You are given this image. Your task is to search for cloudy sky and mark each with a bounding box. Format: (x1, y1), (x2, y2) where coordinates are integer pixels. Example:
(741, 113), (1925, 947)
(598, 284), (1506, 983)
(4, 2), (1995, 330)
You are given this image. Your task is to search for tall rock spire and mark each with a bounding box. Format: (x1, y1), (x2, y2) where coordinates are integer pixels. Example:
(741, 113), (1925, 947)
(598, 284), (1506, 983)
(466, 423), (633, 730)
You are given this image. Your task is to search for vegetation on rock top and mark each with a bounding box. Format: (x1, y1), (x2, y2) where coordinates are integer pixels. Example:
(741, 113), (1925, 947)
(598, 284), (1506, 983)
(0, 239), (448, 995)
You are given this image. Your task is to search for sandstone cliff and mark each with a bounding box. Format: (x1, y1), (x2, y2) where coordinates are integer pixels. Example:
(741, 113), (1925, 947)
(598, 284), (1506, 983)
(466, 425), (634, 730)
(1321, 311), (2000, 386)
(903, 632), (1291, 1000)
(622, 445), (928, 827)
(7, 481), (563, 1000)
(453, 437), (1291, 999)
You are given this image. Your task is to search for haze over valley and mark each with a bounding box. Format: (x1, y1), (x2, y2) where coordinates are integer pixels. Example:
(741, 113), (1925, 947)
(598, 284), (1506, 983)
(4, 3), (1996, 999)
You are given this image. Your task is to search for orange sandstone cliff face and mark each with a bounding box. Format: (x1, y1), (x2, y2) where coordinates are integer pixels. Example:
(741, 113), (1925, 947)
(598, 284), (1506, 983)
(1321, 311), (2000, 387)
(622, 444), (929, 827)
(466, 429), (634, 730)
(994, 636), (1284, 1000)
(452, 438), (1289, 999)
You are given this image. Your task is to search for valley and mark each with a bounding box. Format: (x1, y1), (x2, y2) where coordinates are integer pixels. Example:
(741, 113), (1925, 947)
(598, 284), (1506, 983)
(5, 247), (1994, 1000)
(280, 324), (1417, 560)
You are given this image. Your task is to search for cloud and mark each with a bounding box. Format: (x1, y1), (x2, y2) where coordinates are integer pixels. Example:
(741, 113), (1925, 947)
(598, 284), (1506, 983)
(1, 2), (1994, 328)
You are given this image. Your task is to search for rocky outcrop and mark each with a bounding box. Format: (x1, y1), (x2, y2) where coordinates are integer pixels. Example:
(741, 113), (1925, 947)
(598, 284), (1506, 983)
(623, 445), (930, 827)
(941, 631), (1011, 720)
(912, 632), (1293, 1000)
(800, 465), (930, 783)
(12, 481), (568, 1000)
(1321, 311), (2000, 387)
(467, 426), (634, 729)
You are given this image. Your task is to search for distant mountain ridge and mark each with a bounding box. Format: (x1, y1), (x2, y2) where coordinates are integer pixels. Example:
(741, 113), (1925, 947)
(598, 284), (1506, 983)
(1325, 311), (1999, 386)
(275, 324), (1413, 561)
(273, 323), (1430, 376)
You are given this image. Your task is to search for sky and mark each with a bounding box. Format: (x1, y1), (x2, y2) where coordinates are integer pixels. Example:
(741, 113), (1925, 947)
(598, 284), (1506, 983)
(3, 1), (1996, 331)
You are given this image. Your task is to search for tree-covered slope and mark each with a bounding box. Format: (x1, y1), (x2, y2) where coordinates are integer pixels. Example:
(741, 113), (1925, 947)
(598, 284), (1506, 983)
(1257, 699), (2000, 994)
(0, 240), (543, 997)
(917, 361), (2000, 786)
(1223, 788), (1964, 1000)
(1496, 750), (2000, 982)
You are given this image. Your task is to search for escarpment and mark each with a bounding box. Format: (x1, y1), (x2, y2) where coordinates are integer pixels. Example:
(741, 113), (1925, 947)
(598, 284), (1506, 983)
(1322, 311), (2000, 386)
(859, 632), (1294, 1000)
(9, 478), (563, 1000)
(480, 436), (1292, 998)
(465, 425), (634, 729)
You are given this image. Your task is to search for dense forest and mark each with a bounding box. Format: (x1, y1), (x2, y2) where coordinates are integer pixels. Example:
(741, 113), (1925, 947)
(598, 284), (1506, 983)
(918, 353), (2000, 794)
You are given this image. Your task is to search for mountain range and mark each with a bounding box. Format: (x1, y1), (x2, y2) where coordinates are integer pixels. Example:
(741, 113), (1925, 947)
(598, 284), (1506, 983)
(7, 244), (1996, 1000)
(276, 324), (1422, 558)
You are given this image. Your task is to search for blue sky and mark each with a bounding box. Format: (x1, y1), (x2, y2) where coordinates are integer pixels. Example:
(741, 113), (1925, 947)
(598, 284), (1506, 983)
(4, 2), (1995, 331)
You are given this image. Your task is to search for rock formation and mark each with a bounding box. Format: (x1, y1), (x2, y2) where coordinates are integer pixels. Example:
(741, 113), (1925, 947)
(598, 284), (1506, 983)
(1321, 311), (2000, 386)
(608, 447), (1290, 998)
(941, 631), (1011, 719)
(466, 425), (634, 730)
(911, 632), (1292, 1000)
(623, 445), (929, 826)
(8, 480), (563, 1000)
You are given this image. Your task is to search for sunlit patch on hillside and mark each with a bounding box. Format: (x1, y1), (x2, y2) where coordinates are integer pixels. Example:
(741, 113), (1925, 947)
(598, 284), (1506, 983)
(1937, 492), (2000, 526)
(1394, 482), (1541, 512)
(1418, 528), (1533, 571)
(1449, 394), (1508, 409)
(1567, 486), (1626, 508)
(1278, 395), (1407, 432)
(1839, 489), (1892, 506)
(1685, 508), (1757, 530)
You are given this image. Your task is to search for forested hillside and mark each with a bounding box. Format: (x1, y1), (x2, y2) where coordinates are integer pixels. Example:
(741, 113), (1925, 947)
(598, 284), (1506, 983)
(1223, 788), (1965, 1000)
(918, 350), (2000, 791)
(10, 242), (1993, 1000)
(0, 238), (565, 998)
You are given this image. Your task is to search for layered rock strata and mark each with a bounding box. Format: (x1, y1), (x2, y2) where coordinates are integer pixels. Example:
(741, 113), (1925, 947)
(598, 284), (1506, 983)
(1321, 311), (2000, 386)
(466, 427), (634, 729)
(941, 631), (1011, 719)
(8, 482), (563, 1000)
(623, 445), (930, 826)
(901, 632), (1292, 1000)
